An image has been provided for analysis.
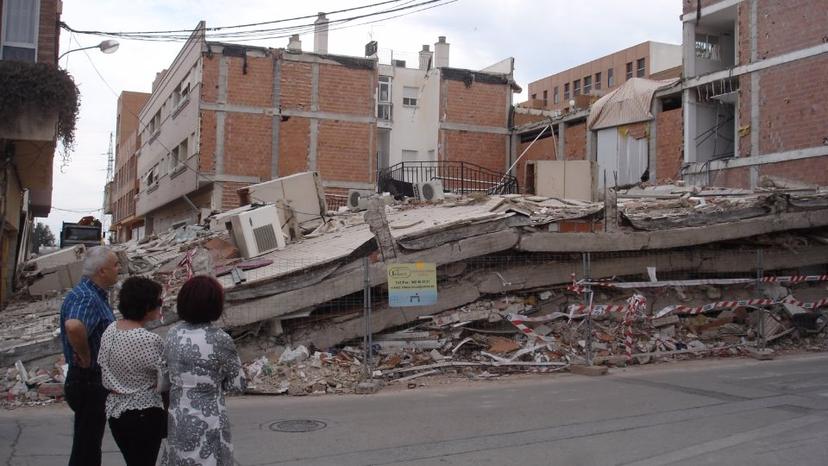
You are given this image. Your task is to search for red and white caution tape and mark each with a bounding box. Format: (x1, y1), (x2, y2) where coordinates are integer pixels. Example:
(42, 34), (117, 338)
(582, 275), (828, 290)
(567, 303), (632, 318)
(655, 296), (828, 318)
(506, 315), (557, 343)
(624, 294), (647, 362)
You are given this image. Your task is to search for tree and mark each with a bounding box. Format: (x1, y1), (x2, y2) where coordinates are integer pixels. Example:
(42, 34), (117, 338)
(32, 222), (56, 252)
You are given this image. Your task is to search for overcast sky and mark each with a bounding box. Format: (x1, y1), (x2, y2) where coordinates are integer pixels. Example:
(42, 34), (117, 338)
(46, 0), (682, 237)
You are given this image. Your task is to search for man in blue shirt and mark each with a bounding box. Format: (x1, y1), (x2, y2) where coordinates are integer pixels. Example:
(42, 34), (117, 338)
(60, 246), (120, 466)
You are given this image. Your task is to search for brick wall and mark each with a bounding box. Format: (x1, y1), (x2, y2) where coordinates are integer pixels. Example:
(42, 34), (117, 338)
(280, 61), (312, 109)
(226, 55), (273, 106)
(221, 181), (249, 210)
(36, 0), (59, 64)
(683, 0), (721, 14)
(513, 112), (547, 127)
(201, 54), (220, 102)
(708, 165), (750, 188)
(656, 108), (683, 182)
(440, 130), (508, 175)
(515, 134), (557, 192)
(318, 64), (374, 115)
(564, 121), (587, 160)
(317, 120), (373, 183)
(759, 156), (828, 186)
(757, 0), (828, 59)
(223, 112), (272, 179)
(758, 54), (828, 154)
(278, 118), (310, 176)
(198, 110), (216, 173)
(443, 79), (509, 127)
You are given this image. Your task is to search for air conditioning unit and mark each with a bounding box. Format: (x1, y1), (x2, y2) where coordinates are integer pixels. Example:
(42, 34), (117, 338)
(415, 180), (445, 202)
(347, 189), (373, 211)
(224, 205), (286, 259)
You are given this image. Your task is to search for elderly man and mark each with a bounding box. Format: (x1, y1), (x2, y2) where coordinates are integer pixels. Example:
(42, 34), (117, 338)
(60, 246), (121, 466)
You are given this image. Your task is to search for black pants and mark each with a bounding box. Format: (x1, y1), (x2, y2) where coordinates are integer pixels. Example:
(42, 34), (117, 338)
(109, 407), (166, 466)
(64, 366), (108, 466)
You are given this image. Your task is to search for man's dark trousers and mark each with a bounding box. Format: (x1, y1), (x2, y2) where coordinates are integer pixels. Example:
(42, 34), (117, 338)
(64, 366), (108, 466)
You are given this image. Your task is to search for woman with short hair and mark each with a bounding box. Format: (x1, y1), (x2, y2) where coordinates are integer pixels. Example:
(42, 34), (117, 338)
(98, 276), (166, 466)
(161, 275), (245, 466)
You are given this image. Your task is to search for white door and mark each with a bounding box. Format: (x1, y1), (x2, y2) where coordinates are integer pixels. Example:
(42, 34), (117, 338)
(596, 128), (648, 189)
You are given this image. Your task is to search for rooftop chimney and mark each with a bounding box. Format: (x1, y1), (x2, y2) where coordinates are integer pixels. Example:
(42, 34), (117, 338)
(314, 13), (329, 54)
(418, 44), (433, 71)
(434, 36), (449, 68)
(287, 34), (302, 52)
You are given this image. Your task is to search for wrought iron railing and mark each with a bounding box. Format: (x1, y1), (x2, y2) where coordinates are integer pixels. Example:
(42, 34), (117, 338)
(377, 161), (519, 197)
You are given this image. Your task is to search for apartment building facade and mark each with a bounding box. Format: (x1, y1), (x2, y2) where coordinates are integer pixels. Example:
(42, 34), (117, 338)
(681, 0), (828, 188)
(526, 41), (681, 113)
(107, 91), (149, 243)
(0, 0), (65, 304)
(376, 37), (517, 177)
(135, 20), (377, 234)
(133, 18), (519, 233)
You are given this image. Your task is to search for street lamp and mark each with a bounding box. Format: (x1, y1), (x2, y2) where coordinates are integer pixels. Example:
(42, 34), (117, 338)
(58, 40), (119, 60)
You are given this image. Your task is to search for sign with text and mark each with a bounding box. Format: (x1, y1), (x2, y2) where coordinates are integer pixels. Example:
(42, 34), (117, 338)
(387, 262), (437, 307)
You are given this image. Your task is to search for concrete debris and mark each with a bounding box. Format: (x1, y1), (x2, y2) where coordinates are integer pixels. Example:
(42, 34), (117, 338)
(2, 358), (65, 408)
(3, 187), (828, 403)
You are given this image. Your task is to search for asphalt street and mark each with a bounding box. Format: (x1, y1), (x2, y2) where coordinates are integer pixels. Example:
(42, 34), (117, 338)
(3, 353), (828, 465)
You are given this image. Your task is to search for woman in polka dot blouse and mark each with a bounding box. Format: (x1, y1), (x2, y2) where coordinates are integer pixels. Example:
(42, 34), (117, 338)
(98, 276), (166, 466)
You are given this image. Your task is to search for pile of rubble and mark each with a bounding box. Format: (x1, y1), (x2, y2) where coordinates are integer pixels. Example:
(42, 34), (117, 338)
(240, 281), (828, 395)
(2, 358), (65, 408)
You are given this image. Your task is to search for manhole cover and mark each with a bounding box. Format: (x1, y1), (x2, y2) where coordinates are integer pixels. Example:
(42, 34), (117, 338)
(269, 419), (327, 432)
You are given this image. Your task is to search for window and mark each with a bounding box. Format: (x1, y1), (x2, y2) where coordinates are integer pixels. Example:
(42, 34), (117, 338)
(573, 79), (581, 96)
(173, 79), (190, 108)
(402, 149), (418, 162)
(636, 58), (646, 77)
(542, 90), (548, 107)
(553, 86), (559, 104)
(583, 76), (592, 94)
(378, 76), (392, 120)
(608, 68), (615, 87)
(145, 164), (158, 187)
(595, 72), (602, 90)
(403, 86), (418, 107)
(148, 110), (161, 136)
(1, 0), (39, 62)
(563, 83), (570, 100)
(625, 62), (633, 80)
(170, 138), (188, 170)
(531, 93), (537, 100)
(695, 34), (721, 60)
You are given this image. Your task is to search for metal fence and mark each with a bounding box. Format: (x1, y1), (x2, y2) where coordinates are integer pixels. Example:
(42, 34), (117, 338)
(377, 161), (520, 197)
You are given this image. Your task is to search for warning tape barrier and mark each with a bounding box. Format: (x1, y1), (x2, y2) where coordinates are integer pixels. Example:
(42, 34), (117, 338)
(656, 296), (828, 318)
(577, 275), (828, 290)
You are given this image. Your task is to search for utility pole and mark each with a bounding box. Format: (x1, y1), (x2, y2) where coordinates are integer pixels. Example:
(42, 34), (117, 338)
(105, 132), (114, 182)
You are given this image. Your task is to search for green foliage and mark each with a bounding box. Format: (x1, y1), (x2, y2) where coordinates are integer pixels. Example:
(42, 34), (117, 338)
(32, 222), (56, 251)
(0, 61), (80, 150)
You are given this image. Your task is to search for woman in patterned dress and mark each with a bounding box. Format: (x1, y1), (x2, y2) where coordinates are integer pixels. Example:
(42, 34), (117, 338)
(161, 275), (245, 466)
(98, 276), (166, 466)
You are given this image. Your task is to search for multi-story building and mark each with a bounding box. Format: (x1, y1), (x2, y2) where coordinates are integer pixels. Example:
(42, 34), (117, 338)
(134, 17), (519, 233)
(525, 41), (681, 113)
(376, 37), (518, 177)
(680, 0), (828, 188)
(135, 18), (378, 234)
(0, 0), (66, 304)
(107, 91), (150, 243)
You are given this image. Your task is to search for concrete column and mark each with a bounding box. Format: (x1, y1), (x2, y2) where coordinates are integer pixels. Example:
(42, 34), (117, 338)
(683, 89), (696, 164)
(271, 57), (281, 179)
(309, 63), (319, 171)
(648, 100), (660, 181)
(556, 122), (565, 160)
(749, 0), (760, 157)
(586, 125), (597, 162)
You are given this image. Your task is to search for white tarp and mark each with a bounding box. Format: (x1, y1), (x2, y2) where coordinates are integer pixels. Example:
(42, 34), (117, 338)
(587, 78), (679, 130)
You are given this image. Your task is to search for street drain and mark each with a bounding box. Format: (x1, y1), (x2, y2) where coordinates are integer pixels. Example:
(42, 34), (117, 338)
(269, 419), (327, 432)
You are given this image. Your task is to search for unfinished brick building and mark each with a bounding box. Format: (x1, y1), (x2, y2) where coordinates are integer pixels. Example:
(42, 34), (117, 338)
(680, 0), (828, 188)
(135, 21), (377, 233)
(106, 91), (150, 243)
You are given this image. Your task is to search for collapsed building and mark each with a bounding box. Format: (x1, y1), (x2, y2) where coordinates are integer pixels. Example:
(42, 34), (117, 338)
(3, 173), (828, 400)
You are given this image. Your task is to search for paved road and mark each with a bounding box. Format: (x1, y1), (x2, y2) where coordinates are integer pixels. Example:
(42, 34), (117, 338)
(3, 353), (828, 465)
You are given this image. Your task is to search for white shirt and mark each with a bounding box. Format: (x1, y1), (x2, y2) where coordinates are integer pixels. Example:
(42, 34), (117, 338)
(98, 322), (164, 419)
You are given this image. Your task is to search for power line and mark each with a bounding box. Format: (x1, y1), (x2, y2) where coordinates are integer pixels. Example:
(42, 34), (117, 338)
(61, 0), (455, 42)
(62, 0), (405, 35)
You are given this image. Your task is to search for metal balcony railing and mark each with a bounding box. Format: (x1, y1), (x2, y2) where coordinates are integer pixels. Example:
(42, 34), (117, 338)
(377, 161), (519, 197)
